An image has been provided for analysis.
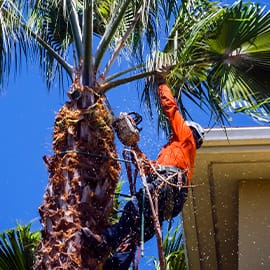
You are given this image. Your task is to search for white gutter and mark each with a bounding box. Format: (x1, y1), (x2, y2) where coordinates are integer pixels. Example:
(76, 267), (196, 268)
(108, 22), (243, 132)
(203, 126), (270, 146)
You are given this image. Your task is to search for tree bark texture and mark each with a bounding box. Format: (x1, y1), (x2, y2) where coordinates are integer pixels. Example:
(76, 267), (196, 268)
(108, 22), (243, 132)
(36, 86), (120, 269)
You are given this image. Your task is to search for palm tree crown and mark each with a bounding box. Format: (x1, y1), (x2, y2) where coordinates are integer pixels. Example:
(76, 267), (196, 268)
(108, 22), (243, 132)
(2, 0), (270, 124)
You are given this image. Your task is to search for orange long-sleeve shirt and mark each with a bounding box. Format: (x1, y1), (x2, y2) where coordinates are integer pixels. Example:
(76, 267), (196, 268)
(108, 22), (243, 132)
(156, 84), (197, 184)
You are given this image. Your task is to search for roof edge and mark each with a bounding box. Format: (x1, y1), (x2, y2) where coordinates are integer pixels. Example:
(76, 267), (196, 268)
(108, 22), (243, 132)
(204, 126), (270, 141)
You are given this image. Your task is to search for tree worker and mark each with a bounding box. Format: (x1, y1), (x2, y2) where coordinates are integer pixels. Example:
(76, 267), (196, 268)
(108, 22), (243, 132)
(82, 72), (205, 269)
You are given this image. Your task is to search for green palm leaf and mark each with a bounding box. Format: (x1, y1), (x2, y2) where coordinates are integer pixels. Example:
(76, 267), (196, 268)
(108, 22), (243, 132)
(143, 0), (270, 131)
(153, 224), (187, 270)
(26, 0), (77, 89)
(0, 0), (27, 88)
(206, 0), (270, 122)
(0, 224), (41, 270)
(142, 0), (229, 131)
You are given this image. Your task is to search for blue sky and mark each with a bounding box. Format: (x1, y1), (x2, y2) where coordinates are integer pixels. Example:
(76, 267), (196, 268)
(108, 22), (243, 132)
(0, 0), (269, 268)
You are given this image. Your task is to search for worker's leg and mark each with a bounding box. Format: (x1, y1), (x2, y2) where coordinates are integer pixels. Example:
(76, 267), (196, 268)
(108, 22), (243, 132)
(103, 246), (136, 270)
(104, 172), (187, 247)
(102, 180), (161, 270)
(105, 175), (162, 246)
(101, 196), (140, 270)
(171, 186), (188, 218)
(105, 196), (140, 248)
(103, 172), (186, 270)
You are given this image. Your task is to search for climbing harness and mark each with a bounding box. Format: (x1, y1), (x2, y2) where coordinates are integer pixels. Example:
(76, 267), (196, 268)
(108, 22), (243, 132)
(120, 146), (202, 263)
(140, 187), (146, 257)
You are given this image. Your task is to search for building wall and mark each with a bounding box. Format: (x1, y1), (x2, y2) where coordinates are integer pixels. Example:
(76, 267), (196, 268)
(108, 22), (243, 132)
(182, 127), (270, 270)
(238, 181), (270, 270)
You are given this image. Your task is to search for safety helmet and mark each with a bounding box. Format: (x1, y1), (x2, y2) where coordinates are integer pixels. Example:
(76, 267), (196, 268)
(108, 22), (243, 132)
(185, 121), (204, 149)
(113, 112), (142, 146)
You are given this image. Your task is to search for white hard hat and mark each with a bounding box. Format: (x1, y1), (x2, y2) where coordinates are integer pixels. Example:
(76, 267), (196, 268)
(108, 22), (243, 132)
(185, 121), (204, 149)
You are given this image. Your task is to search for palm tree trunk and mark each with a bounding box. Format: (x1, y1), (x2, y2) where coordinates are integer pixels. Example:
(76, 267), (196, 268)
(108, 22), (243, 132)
(36, 86), (120, 269)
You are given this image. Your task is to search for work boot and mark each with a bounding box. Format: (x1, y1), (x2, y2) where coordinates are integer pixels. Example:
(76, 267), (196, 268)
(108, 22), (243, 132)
(81, 227), (107, 249)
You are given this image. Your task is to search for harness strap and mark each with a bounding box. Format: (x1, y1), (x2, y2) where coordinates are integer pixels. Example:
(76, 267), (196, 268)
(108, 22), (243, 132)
(150, 163), (187, 188)
(155, 165), (181, 174)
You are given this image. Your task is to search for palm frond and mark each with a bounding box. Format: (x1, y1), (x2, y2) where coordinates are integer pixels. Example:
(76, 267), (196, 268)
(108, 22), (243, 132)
(205, 0), (270, 122)
(92, 1), (180, 94)
(130, 0), (179, 65)
(142, 0), (270, 132)
(153, 224), (187, 270)
(94, 0), (165, 71)
(109, 180), (124, 224)
(94, 0), (136, 74)
(0, 224), (41, 270)
(141, 0), (227, 132)
(82, 0), (94, 86)
(164, 0), (221, 52)
(26, 0), (76, 89)
(0, 0), (27, 89)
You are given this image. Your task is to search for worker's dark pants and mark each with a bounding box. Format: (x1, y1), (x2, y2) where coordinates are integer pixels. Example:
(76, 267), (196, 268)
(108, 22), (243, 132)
(103, 171), (188, 270)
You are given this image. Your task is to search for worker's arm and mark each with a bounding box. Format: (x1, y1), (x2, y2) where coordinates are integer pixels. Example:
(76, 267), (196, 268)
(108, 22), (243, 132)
(157, 83), (190, 139)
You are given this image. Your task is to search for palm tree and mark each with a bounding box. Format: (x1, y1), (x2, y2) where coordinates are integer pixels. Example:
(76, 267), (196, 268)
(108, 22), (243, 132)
(1, 0), (270, 269)
(19, 1), (180, 269)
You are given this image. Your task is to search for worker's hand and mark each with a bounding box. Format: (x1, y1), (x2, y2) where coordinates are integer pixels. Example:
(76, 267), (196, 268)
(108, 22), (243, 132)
(154, 65), (169, 86)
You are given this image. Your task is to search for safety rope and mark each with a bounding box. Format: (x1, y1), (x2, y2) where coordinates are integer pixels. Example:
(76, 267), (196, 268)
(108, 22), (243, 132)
(127, 148), (166, 268)
(56, 149), (132, 164)
(148, 161), (203, 189)
(125, 149), (201, 189)
(122, 149), (138, 195)
(140, 187), (145, 257)
(149, 163), (185, 188)
(56, 149), (202, 189)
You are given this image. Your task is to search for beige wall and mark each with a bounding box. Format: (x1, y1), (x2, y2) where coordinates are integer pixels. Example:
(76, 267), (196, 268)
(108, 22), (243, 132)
(239, 181), (270, 270)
